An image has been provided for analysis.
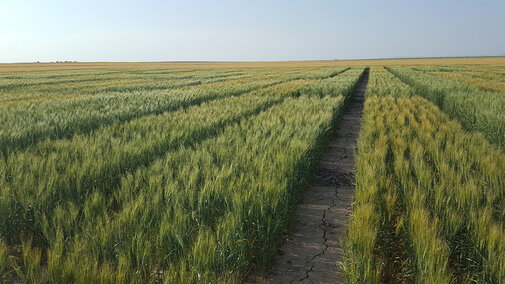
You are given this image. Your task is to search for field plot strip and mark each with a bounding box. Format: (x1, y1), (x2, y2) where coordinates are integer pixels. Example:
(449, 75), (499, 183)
(0, 67), (334, 105)
(261, 69), (368, 283)
(0, 79), (316, 249)
(0, 69), (245, 104)
(342, 96), (505, 283)
(428, 70), (505, 93)
(0, 66), (346, 106)
(339, 66), (505, 282)
(385, 66), (505, 151)
(0, 68), (346, 156)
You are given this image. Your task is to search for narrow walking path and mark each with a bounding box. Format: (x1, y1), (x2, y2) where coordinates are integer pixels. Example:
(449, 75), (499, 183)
(259, 69), (368, 283)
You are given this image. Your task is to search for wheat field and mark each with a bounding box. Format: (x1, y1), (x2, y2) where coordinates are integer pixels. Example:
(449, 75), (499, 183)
(0, 58), (504, 283)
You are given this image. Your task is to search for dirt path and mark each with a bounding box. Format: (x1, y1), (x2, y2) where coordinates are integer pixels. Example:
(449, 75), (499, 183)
(252, 69), (368, 284)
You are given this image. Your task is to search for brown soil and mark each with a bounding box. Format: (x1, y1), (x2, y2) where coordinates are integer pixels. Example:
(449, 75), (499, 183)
(246, 69), (368, 283)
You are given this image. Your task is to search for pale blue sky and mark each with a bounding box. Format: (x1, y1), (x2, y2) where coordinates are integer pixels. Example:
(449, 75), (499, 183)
(1, 0), (504, 63)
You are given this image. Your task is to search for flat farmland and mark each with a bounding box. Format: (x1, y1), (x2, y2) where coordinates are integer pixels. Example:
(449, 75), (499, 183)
(0, 58), (504, 283)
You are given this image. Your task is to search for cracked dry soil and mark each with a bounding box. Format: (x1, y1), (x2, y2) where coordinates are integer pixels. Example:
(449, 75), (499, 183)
(246, 70), (368, 284)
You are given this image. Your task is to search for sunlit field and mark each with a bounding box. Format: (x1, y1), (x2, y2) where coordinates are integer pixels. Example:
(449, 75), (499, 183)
(0, 58), (504, 283)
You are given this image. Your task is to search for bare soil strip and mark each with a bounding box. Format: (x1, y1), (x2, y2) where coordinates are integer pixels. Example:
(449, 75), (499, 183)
(254, 70), (368, 284)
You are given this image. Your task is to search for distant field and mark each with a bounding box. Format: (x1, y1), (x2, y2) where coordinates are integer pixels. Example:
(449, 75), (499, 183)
(0, 59), (504, 283)
(1, 56), (504, 72)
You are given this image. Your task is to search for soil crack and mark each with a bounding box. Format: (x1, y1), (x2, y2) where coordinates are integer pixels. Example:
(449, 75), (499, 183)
(299, 204), (332, 282)
(245, 69), (369, 284)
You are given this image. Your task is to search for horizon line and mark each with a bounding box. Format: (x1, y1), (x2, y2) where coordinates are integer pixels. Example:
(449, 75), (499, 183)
(1, 55), (504, 65)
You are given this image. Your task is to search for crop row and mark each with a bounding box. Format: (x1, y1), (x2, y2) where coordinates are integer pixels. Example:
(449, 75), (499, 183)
(0, 68), (364, 282)
(365, 67), (414, 98)
(0, 67), (343, 103)
(412, 65), (505, 83)
(0, 68), (217, 87)
(408, 65), (505, 92)
(0, 70), (253, 105)
(342, 93), (505, 282)
(0, 67), (349, 156)
(428, 71), (505, 93)
(386, 66), (505, 150)
(0, 79), (316, 248)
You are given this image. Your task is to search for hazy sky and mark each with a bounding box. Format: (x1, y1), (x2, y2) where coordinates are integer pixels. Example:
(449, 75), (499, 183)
(1, 0), (504, 62)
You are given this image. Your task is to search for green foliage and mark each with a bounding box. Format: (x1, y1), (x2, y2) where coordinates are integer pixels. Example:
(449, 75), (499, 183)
(0, 67), (347, 156)
(0, 240), (13, 281)
(386, 66), (505, 150)
(0, 67), (363, 282)
(343, 96), (505, 283)
(0, 78), (316, 248)
(365, 66), (415, 98)
(5, 63), (504, 282)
